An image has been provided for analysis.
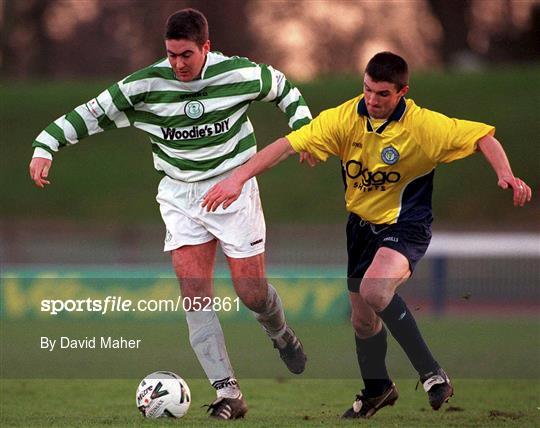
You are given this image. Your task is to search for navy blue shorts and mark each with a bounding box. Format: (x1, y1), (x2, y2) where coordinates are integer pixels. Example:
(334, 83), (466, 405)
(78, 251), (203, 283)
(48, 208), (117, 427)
(346, 213), (432, 292)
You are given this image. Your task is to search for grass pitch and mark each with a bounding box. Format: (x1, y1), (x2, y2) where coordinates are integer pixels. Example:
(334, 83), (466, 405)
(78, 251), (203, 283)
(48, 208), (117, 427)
(1, 378), (538, 427)
(1, 317), (539, 427)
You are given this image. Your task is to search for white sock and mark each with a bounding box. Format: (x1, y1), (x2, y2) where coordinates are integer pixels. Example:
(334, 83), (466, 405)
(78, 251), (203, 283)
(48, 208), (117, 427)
(253, 284), (287, 347)
(185, 310), (240, 396)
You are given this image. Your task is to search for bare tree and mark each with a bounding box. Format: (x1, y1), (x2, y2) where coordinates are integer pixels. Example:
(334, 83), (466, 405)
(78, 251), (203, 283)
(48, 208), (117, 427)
(427, 0), (473, 67)
(1, 0), (56, 78)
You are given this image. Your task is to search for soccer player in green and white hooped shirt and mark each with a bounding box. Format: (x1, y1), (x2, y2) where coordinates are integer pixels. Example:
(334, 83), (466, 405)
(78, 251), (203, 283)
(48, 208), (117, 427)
(29, 9), (311, 419)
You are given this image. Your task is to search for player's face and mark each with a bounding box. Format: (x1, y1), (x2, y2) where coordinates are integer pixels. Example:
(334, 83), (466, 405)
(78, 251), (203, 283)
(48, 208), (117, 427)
(363, 74), (409, 119)
(165, 39), (210, 82)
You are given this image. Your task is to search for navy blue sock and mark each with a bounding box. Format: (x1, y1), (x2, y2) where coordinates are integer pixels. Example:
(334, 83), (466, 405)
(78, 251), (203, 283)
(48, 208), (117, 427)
(355, 326), (392, 397)
(378, 294), (439, 377)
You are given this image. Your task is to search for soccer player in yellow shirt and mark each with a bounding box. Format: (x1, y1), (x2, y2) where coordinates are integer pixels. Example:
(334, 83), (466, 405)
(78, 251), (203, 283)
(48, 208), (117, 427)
(202, 52), (532, 419)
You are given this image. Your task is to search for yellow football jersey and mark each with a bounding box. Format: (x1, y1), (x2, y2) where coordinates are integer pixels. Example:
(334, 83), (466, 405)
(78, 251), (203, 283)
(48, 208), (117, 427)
(287, 96), (494, 224)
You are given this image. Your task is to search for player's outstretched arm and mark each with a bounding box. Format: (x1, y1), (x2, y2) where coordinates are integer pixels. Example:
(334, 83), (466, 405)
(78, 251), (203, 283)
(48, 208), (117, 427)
(29, 157), (52, 188)
(29, 80), (134, 189)
(202, 137), (296, 212)
(477, 134), (532, 207)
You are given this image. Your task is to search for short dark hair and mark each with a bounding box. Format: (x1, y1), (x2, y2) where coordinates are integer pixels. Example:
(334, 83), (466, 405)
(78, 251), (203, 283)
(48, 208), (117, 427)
(365, 52), (409, 90)
(165, 8), (209, 46)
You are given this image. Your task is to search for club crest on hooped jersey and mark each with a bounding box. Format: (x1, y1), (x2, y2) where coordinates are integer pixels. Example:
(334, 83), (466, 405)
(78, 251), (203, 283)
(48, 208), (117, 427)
(184, 100), (204, 119)
(381, 146), (400, 165)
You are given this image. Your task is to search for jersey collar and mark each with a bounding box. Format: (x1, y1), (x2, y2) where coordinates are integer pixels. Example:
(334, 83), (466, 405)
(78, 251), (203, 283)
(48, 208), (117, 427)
(199, 52), (211, 80)
(357, 96), (407, 134)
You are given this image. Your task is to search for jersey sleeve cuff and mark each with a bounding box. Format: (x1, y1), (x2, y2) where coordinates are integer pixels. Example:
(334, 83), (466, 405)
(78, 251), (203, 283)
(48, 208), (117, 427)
(286, 133), (303, 153)
(473, 125), (496, 151)
(32, 147), (54, 160)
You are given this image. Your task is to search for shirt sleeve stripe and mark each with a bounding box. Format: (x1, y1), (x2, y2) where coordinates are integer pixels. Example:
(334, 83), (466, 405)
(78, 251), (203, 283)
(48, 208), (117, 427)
(285, 98), (308, 120)
(94, 98), (117, 131)
(65, 110), (89, 140)
(31, 141), (56, 155)
(255, 65), (273, 101)
(108, 83), (133, 111)
(255, 66), (312, 129)
(289, 106), (312, 128)
(44, 122), (69, 147)
(97, 90), (130, 128)
(34, 129), (61, 150)
(291, 117), (311, 131)
(275, 80), (292, 105)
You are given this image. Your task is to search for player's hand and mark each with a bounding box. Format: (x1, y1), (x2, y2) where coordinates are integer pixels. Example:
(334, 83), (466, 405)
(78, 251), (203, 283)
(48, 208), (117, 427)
(299, 151), (319, 167)
(29, 157), (52, 188)
(202, 176), (243, 212)
(497, 175), (532, 207)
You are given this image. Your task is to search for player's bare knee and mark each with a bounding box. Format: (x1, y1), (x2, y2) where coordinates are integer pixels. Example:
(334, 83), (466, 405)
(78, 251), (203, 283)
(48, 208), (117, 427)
(236, 286), (267, 312)
(179, 278), (213, 300)
(232, 276), (268, 312)
(351, 314), (381, 338)
(242, 296), (266, 313)
(360, 285), (392, 312)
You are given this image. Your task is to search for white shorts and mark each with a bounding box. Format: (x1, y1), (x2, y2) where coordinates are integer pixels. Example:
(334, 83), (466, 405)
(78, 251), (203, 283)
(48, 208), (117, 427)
(156, 173), (266, 258)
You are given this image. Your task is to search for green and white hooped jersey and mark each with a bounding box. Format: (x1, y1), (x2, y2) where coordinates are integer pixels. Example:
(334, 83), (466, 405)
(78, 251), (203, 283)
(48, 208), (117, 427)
(32, 52), (312, 182)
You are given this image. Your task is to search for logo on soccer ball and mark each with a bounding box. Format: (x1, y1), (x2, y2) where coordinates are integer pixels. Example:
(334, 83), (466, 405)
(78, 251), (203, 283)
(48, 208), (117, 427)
(136, 371), (191, 419)
(184, 100), (204, 119)
(381, 146), (400, 165)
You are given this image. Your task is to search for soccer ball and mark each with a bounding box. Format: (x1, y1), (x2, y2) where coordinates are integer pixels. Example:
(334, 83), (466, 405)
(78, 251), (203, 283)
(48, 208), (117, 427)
(136, 371), (191, 418)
